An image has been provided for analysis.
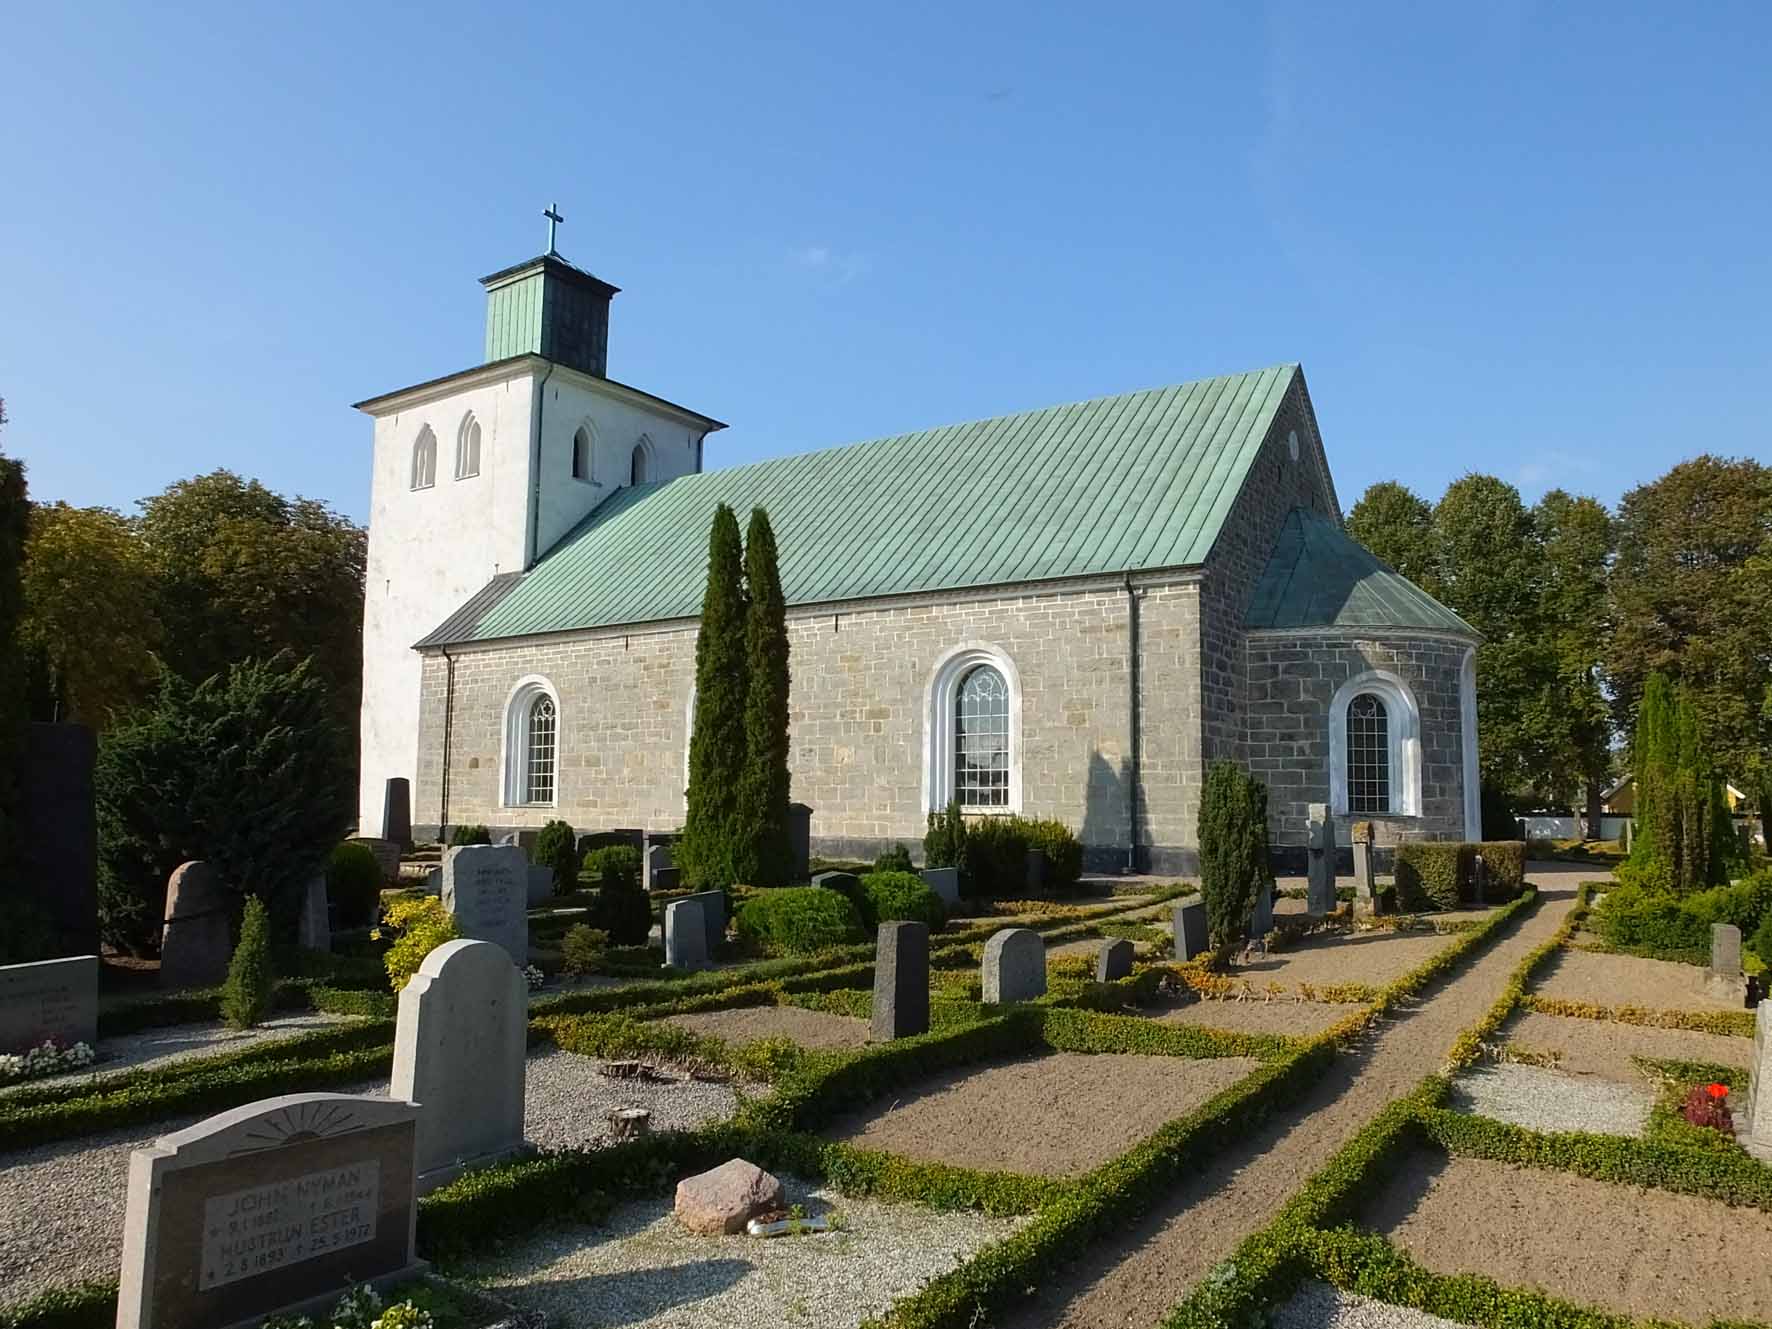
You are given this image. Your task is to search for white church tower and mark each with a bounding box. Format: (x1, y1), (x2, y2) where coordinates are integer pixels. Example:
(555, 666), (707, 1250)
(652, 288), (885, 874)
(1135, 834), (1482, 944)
(353, 215), (726, 835)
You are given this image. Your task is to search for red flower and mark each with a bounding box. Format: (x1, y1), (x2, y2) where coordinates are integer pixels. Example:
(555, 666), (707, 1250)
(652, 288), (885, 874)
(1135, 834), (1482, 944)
(1707, 1083), (1730, 1099)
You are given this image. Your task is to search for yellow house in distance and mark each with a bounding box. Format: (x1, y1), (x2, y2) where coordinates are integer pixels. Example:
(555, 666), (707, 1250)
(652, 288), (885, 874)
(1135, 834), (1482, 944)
(1602, 773), (1748, 815)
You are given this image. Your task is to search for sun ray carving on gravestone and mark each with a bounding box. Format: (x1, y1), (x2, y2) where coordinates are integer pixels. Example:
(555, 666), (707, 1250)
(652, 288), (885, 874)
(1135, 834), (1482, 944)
(234, 1099), (361, 1153)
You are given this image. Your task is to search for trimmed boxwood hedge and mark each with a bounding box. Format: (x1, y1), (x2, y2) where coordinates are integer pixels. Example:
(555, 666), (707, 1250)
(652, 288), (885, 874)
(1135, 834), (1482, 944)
(857, 870), (947, 930)
(735, 886), (866, 955)
(1393, 842), (1469, 911)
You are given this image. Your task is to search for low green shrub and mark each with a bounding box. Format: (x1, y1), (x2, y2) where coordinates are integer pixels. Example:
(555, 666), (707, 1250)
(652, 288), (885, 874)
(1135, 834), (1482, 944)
(873, 843), (915, 874)
(1597, 870), (1772, 957)
(449, 824), (491, 846)
(0, 1278), (117, 1329)
(585, 846), (650, 946)
(735, 887), (863, 955)
(1470, 840), (1525, 898)
(1393, 842), (1468, 912)
(923, 798), (968, 877)
(958, 815), (1085, 897)
(858, 871), (946, 930)
(560, 924), (608, 976)
(219, 896), (274, 1030)
(325, 840), (382, 928)
(1022, 818), (1084, 891)
(535, 819), (578, 897)
(380, 896), (459, 991)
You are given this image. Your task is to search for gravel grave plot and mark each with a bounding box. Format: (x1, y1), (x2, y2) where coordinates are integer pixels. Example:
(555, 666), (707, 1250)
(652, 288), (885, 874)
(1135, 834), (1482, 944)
(822, 1051), (1260, 1178)
(1235, 929), (1460, 990)
(1273, 1280), (1472, 1329)
(1531, 947), (1743, 1013)
(1497, 1009), (1750, 1080)
(462, 1173), (1024, 1329)
(664, 1006), (870, 1050)
(0, 1048), (745, 1308)
(1359, 1149), (1772, 1324)
(1449, 1062), (1653, 1136)
(0, 1013), (360, 1097)
(1155, 997), (1354, 1038)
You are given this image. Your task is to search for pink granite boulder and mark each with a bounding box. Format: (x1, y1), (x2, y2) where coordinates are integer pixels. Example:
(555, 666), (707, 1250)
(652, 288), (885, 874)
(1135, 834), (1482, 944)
(673, 1158), (785, 1235)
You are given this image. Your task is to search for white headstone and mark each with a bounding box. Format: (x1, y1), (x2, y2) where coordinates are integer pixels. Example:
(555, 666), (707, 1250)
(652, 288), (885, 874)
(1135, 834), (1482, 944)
(665, 898), (708, 970)
(0, 954), (97, 1054)
(441, 844), (528, 965)
(982, 928), (1045, 1003)
(1748, 1000), (1772, 1161)
(390, 939), (527, 1193)
(116, 1092), (424, 1329)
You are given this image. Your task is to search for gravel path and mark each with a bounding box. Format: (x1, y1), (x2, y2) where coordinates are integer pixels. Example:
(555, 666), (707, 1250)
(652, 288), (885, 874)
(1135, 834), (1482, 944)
(464, 1174), (1024, 1328)
(1449, 1062), (1652, 1137)
(1272, 1281), (1471, 1329)
(994, 865), (1595, 1329)
(0, 1013), (360, 1097)
(0, 1047), (745, 1308)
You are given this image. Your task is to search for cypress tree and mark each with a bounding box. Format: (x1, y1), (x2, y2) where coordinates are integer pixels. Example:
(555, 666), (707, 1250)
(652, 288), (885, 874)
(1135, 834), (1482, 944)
(221, 895), (275, 1029)
(680, 504), (749, 887)
(1629, 672), (1675, 868)
(1630, 671), (1733, 892)
(736, 508), (792, 885)
(1197, 761), (1272, 957)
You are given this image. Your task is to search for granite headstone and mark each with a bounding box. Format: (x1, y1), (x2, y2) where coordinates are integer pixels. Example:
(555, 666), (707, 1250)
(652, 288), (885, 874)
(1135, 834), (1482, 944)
(645, 841), (675, 890)
(871, 921), (929, 1040)
(1249, 883), (1274, 939)
(349, 836), (402, 885)
(786, 802), (813, 882)
(1095, 938), (1134, 982)
(0, 954), (97, 1054)
(160, 862), (233, 990)
(919, 867), (960, 906)
(297, 876), (330, 953)
(812, 870), (860, 895)
(1306, 804), (1336, 914)
(683, 889), (726, 954)
(982, 928), (1045, 1003)
(1708, 923), (1748, 1003)
(1747, 1000), (1772, 1162)
(381, 777), (412, 848)
(526, 865), (555, 906)
(1173, 898), (1208, 961)
(441, 844), (528, 965)
(664, 898), (709, 971)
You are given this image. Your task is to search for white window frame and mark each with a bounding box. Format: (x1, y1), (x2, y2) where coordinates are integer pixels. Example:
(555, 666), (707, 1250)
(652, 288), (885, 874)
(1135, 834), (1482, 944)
(1328, 669), (1421, 818)
(922, 642), (1022, 814)
(455, 412), (481, 480)
(500, 675), (562, 808)
(410, 425), (437, 490)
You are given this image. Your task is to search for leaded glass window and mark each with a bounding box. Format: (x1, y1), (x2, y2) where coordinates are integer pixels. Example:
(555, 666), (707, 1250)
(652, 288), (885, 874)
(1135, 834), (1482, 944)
(955, 665), (1010, 809)
(524, 695), (557, 805)
(1346, 693), (1390, 814)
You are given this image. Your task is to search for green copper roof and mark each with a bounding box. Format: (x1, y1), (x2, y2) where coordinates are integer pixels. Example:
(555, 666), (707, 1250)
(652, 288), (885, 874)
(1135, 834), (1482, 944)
(429, 364), (1301, 646)
(1246, 507), (1477, 637)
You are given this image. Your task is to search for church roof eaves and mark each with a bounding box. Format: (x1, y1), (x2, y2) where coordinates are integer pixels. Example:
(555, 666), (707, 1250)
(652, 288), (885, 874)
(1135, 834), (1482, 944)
(1244, 507), (1479, 638)
(425, 363), (1304, 646)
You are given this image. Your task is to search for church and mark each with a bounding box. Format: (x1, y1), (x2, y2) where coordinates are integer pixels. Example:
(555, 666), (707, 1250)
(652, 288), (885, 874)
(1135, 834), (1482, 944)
(355, 236), (1481, 874)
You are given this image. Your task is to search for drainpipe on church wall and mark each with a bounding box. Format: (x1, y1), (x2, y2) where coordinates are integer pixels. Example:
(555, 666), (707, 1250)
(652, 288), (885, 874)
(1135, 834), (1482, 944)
(526, 363), (556, 568)
(438, 645), (457, 837)
(1124, 576), (1141, 874)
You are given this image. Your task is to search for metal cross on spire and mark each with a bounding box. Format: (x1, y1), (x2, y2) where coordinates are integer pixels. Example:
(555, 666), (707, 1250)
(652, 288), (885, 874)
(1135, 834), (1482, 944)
(543, 203), (564, 254)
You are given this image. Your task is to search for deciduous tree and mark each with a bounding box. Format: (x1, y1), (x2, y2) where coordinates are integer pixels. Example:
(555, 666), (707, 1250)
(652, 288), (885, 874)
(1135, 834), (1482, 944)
(1346, 481), (1438, 592)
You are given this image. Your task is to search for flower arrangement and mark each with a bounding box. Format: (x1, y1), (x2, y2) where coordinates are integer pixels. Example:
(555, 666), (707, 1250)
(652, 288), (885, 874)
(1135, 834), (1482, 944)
(523, 964), (546, 992)
(0, 1039), (96, 1083)
(1681, 1081), (1734, 1135)
(261, 1282), (433, 1329)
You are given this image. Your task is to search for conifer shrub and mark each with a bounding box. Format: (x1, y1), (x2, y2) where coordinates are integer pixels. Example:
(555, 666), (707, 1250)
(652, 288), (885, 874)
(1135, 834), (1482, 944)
(960, 817), (1029, 897)
(449, 824), (491, 846)
(1022, 819), (1084, 891)
(735, 507), (793, 886)
(380, 896), (459, 991)
(220, 896), (274, 1030)
(1469, 840), (1526, 899)
(874, 843), (915, 874)
(735, 886), (863, 955)
(681, 503), (749, 888)
(923, 799), (968, 883)
(1197, 761), (1271, 953)
(325, 841), (382, 928)
(560, 924), (609, 976)
(584, 846), (650, 946)
(1606, 868), (1772, 957)
(1394, 842), (1469, 912)
(535, 819), (578, 897)
(858, 871), (946, 930)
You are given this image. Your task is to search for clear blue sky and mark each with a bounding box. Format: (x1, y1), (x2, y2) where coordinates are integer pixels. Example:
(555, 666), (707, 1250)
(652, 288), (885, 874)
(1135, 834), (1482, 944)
(3, 2), (1767, 524)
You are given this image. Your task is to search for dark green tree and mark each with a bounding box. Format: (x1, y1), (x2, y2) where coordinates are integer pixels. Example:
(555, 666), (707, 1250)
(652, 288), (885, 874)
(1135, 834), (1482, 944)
(735, 508), (792, 886)
(679, 504), (749, 887)
(536, 819), (579, 896)
(221, 895), (275, 1029)
(1197, 761), (1272, 956)
(1533, 489), (1615, 825)
(96, 654), (352, 951)
(0, 411), (26, 873)
(1629, 672), (1731, 892)
(1346, 481), (1439, 592)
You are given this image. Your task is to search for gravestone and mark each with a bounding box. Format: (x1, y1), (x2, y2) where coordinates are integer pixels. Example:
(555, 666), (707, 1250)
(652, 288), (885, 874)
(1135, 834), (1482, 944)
(664, 898), (709, 970)
(982, 928), (1045, 1003)
(1708, 923), (1747, 1003)
(116, 1092), (424, 1329)
(786, 803), (813, 882)
(297, 876), (330, 953)
(160, 862), (233, 990)
(1025, 849), (1047, 892)
(1096, 938), (1134, 982)
(813, 870), (860, 895)
(1249, 883), (1274, 938)
(919, 867), (960, 906)
(645, 841), (675, 890)
(683, 890), (726, 954)
(0, 955), (97, 1054)
(526, 865), (555, 906)
(381, 777), (412, 848)
(1746, 1000), (1772, 1162)
(390, 939), (526, 1192)
(441, 844), (527, 965)
(871, 921), (929, 1040)
(19, 722), (98, 954)
(1351, 836), (1376, 909)
(1306, 804), (1336, 914)
(1173, 897), (1208, 961)
(349, 836), (401, 885)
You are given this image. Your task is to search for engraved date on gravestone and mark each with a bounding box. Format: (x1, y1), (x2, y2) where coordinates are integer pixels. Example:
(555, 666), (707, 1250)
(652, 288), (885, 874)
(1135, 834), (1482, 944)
(199, 1160), (379, 1289)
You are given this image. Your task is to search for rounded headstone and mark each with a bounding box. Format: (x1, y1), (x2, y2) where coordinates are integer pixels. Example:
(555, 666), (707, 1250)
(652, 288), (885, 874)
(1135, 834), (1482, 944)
(160, 861), (233, 990)
(982, 927), (1045, 1004)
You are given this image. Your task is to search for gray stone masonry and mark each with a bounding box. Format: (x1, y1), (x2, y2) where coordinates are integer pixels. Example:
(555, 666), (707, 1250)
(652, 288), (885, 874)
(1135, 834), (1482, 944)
(1096, 938), (1134, 982)
(919, 867), (960, 906)
(160, 862), (231, 991)
(982, 928), (1045, 1004)
(1173, 899), (1208, 961)
(871, 921), (930, 1040)
(665, 898), (709, 971)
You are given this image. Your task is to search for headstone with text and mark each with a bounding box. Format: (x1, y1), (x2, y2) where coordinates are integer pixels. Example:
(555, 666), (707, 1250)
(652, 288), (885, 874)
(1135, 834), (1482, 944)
(872, 921), (929, 1040)
(116, 1092), (424, 1329)
(441, 844), (527, 965)
(390, 939), (527, 1192)
(982, 928), (1045, 1003)
(160, 862), (232, 990)
(0, 954), (97, 1054)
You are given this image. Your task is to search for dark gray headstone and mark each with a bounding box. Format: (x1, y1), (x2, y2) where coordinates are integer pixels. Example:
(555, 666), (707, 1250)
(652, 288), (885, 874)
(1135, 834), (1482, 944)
(664, 898), (708, 970)
(787, 803), (813, 882)
(813, 871), (860, 895)
(684, 889), (726, 953)
(871, 921), (929, 1040)
(160, 862), (232, 990)
(1025, 848), (1046, 892)
(579, 829), (643, 856)
(918, 866), (960, 905)
(297, 876), (330, 952)
(1306, 804), (1336, 914)
(349, 837), (401, 885)
(1095, 938), (1134, 982)
(644, 841), (675, 889)
(19, 722), (97, 955)
(381, 777), (412, 847)
(1172, 898), (1208, 962)
(1249, 883), (1274, 938)
(1714, 924), (1743, 978)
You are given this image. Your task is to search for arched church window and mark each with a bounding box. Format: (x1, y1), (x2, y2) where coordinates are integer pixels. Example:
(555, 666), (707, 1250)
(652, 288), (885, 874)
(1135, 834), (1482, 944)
(572, 425), (593, 481)
(455, 414), (481, 479)
(502, 677), (561, 807)
(1345, 693), (1390, 814)
(955, 665), (1011, 809)
(630, 441), (650, 485)
(410, 426), (437, 490)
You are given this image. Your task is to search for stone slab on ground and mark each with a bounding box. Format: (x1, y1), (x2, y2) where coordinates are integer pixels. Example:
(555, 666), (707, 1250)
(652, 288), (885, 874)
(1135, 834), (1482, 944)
(1273, 1281), (1471, 1329)
(1359, 1149), (1772, 1325)
(1154, 998), (1354, 1039)
(1497, 1009), (1750, 1081)
(822, 1051), (1259, 1178)
(462, 1175), (1024, 1329)
(1235, 929), (1461, 991)
(663, 1006), (870, 1051)
(1532, 948), (1745, 1013)
(1449, 1061), (1654, 1137)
